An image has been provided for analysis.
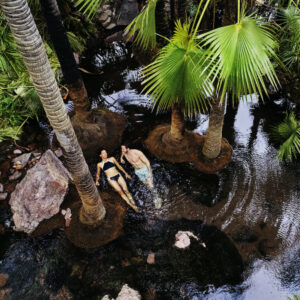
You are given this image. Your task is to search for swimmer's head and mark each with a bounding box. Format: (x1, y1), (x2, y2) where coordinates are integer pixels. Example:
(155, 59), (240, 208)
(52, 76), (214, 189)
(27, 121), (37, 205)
(121, 144), (129, 153)
(99, 149), (108, 159)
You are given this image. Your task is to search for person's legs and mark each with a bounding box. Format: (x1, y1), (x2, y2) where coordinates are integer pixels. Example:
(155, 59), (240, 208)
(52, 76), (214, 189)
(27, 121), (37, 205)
(117, 175), (139, 213)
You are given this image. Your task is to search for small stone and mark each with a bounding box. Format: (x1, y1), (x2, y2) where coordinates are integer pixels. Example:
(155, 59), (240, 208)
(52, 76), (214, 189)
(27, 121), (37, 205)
(102, 17), (111, 28)
(98, 12), (109, 22)
(0, 193), (8, 201)
(9, 168), (15, 174)
(0, 288), (12, 299)
(33, 152), (41, 158)
(13, 149), (22, 155)
(106, 23), (117, 30)
(147, 253), (155, 264)
(0, 184), (3, 193)
(9, 171), (22, 181)
(54, 148), (63, 158)
(12, 153), (31, 168)
(0, 273), (8, 288)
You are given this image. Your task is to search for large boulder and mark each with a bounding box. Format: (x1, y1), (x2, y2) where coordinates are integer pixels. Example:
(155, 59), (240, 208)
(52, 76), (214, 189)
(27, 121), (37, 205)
(9, 150), (70, 234)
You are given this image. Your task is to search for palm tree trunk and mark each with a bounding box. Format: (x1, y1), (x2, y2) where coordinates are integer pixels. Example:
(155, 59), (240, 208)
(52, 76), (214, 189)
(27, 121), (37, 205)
(170, 104), (185, 141)
(0, 0), (105, 226)
(40, 0), (91, 120)
(202, 97), (225, 159)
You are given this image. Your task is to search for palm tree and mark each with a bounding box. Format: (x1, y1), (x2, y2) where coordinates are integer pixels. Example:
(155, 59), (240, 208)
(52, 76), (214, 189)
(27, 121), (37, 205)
(141, 2), (214, 162)
(0, 0), (106, 226)
(274, 112), (300, 160)
(197, 2), (280, 164)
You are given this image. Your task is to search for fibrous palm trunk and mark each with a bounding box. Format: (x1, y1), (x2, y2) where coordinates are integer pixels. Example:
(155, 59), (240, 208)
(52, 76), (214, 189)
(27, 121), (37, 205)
(170, 104), (185, 141)
(202, 97), (225, 159)
(0, 0), (106, 226)
(40, 0), (91, 121)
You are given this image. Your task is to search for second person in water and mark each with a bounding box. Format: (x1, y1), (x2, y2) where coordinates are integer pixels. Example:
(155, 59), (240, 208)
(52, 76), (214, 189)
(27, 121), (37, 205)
(96, 149), (139, 213)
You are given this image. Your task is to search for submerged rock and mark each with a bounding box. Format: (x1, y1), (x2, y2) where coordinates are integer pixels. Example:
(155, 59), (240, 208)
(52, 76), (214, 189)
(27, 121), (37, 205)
(102, 284), (141, 300)
(9, 150), (70, 234)
(12, 152), (31, 168)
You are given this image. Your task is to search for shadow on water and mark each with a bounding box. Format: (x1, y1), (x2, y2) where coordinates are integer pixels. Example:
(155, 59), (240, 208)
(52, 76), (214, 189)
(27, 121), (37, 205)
(0, 42), (300, 299)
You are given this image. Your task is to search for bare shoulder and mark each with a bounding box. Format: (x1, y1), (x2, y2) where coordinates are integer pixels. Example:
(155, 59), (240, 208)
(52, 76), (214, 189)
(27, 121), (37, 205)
(132, 149), (144, 156)
(97, 162), (102, 168)
(110, 156), (117, 162)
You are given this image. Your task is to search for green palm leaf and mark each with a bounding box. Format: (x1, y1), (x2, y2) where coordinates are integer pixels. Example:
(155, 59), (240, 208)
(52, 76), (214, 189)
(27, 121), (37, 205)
(142, 20), (212, 116)
(274, 112), (300, 161)
(198, 13), (280, 101)
(73, 0), (104, 19)
(125, 0), (158, 50)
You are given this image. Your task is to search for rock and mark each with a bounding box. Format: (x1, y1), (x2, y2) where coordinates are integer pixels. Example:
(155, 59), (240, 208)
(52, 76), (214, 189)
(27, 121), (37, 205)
(12, 153), (31, 168)
(116, 284), (141, 300)
(54, 148), (63, 158)
(13, 149), (22, 155)
(0, 224), (5, 235)
(98, 12), (110, 22)
(102, 17), (112, 28)
(0, 274), (8, 288)
(101, 284), (141, 300)
(33, 152), (41, 158)
(106, 23), (117, 30)
(0, 193), (8, 201)
(0, 184), (3, 193)
(9, 150), (70, 234)
(8, 171), (22, 181)
(117, 0), (139, 26)
(147, 253), (155, 264)
(174, 231), (198, 249)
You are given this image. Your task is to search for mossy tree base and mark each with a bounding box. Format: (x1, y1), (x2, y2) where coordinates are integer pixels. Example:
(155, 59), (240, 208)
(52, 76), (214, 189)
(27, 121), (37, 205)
(190, 135), (233, 174)
(145, 124), (232, 173)
(65, 192), (126, 248)
(71, 108), (126, 163)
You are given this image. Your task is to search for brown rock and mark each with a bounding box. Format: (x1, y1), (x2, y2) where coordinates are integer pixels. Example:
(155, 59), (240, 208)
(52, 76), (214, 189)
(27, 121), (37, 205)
(0, 288), (12, 299)
(0, 193), (8, 201)
(0, 274), (8, 288)
(9, 150), (70, 234)
(147, 253), (155, 264)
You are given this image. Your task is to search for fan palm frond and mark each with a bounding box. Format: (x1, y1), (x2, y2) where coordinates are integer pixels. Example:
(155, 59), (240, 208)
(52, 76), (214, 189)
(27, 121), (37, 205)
(274, 112), (300, 161)
(142, 20), (212, 116)
(73, 0), (104, 19)
(198, 12), (280, 102)
(125, 0), (158, 50)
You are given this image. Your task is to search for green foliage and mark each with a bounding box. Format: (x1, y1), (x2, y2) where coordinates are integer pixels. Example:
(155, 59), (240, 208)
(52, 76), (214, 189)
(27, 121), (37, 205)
(142, 20), (212, 115)
(73, 0), (104, 19)
(287, 294), (300, 300)
(273, 112), (300, 161)
(125, 0), (158, 50)
(198, 11), (280, 102)
(278, 6), (300, 76)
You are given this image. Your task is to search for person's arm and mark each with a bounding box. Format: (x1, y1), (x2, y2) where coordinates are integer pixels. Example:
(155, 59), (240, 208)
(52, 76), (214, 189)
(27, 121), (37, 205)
(138, 151), (152, 178)
(112, 157), (131, 179)
(120, 152), (126, 164)
(96, 163), (101, 186)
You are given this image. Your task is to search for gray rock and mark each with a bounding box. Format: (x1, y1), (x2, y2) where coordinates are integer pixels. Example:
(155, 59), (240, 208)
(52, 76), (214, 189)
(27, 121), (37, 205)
(9, 150), (70, 234)
(9, 171), (22, 181)
(0, 183), (3, 193)
(12, 152), (32, 168)
(106, 22), (117, 30)
(99, 12), (110, 22)
(54, 148), (63, 158)
(102, 16), (112, 27)
(33, 152), (41, 158)
(0, 193), (8, 201)
(117, 0), (139, 26)
(13, 149), (22, 155)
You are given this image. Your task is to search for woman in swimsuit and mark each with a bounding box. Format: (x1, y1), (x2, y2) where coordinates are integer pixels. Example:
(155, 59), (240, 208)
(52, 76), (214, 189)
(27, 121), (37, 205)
(96, 149), (139, 213)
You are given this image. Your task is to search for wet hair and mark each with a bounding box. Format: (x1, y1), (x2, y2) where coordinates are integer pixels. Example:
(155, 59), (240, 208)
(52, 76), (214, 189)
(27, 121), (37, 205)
(99, 148), (107, 156)
(121, 144), (129, 149)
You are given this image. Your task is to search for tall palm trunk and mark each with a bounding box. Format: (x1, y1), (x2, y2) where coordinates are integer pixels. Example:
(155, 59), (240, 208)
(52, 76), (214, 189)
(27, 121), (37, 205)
(170, 104), (185, 141)
(202, 97), (225, 159)
(0, 0), (105, 226)
(40, 0), (91, 120)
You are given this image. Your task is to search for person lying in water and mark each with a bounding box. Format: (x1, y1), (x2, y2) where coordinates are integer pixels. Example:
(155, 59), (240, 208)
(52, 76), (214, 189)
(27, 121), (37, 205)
(96, 149), (139, 213)
(120, 145), (162, 209)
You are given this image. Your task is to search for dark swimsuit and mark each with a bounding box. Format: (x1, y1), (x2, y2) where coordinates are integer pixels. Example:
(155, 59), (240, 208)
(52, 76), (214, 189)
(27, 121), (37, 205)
(102, 160), (120, 181)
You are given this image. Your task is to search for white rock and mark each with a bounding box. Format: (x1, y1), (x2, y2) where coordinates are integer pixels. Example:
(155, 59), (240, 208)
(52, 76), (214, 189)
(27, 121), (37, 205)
(174, 231), (198, 249)
(12, 153), (32, 168)
(13, 149), (22, 155)
(116, 284), (141, 300)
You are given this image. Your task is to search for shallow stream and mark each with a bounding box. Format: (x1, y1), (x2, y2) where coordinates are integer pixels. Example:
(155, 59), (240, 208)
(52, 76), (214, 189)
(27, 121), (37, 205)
(0, 42), (299, 300)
